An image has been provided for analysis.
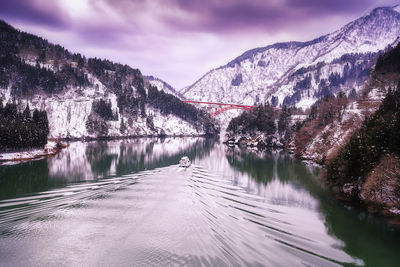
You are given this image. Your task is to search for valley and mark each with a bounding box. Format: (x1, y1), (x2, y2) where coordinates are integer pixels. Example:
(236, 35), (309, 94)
(1, 2), (400, 266)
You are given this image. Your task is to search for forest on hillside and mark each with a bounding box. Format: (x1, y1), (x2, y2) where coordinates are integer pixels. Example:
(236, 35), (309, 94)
(0, 19), (219, 136)
(324, 43), (400, 207)
(326, 84), (400, 184)
(226, 104), (298, 147)
(0, 101), (49, 150)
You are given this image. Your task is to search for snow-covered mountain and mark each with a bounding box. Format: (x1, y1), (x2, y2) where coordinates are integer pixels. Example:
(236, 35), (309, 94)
(0, 19), (218, 139)
(144, 75), (183, 98)
(182, 6), (400, 110)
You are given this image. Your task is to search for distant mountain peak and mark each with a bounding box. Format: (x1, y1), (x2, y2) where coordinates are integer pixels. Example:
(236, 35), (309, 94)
(0, 19), (14, 30)
(227, 5), (400, 68)
(392, 4), (400, 13)
(182, 4), (400, 115)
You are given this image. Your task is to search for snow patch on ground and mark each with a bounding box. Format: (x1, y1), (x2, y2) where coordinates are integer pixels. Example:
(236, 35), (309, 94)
(151, 109), (199, 136)
(0, 141), (59, 164)
(393, 5), (400, 13)
(389, 207), (400, 214)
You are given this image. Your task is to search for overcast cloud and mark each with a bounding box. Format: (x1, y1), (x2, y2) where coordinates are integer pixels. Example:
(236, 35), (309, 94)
(0, 0), (398, 88)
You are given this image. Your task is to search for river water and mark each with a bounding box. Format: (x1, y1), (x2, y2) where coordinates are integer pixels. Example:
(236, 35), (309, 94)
(0, 138), (399, 266)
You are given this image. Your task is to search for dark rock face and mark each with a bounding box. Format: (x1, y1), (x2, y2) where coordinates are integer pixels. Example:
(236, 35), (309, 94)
(231, 74), (243, 86)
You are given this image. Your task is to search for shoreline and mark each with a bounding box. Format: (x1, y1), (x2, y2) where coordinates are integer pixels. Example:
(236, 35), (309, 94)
(51, 133), (215, 142)
(0, 141), (65, 165)
(0, 135), (216, 164)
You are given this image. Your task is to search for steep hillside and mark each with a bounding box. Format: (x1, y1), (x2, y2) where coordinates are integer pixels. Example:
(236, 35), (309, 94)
(144, 75), (182, 98)
(0, 20), (218, 139)
(183, 6), (400, 112)
(293, 43), (400, 164)
(326, 83), (400, 215)
(293, 42), (400, 216)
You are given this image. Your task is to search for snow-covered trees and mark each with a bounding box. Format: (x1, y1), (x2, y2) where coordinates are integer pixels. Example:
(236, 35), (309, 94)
(1, 18), (219, 138)
(326, 85), (400, 187)
(0, 102), (49, 149)
(92, 99), (118, 121)
(0, 20), (89, 95)
(146, 85), (218, 135)
(227, 104), (277, 136)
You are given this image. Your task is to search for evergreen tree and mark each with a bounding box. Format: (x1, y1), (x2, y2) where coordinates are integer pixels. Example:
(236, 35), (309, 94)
(278, 107), (290, 134)
(120, 117), (126, 134)
(0, 105), (49, 149)
(4, 102), (17, 118)
(23, 104), (31, 120)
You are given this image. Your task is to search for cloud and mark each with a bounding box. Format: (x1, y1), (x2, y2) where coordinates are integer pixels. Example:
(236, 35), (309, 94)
(156, 0), (378, 33)
(0, 0), (399, 88)
(0, 0), (67, 28)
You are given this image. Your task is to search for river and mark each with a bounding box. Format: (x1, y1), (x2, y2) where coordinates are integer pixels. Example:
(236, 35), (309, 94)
(0, 138), (399, 266)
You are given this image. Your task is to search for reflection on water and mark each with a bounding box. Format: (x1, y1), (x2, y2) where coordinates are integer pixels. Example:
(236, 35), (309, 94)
(0, 139), (399, 266)
(0, 138), (213, 199)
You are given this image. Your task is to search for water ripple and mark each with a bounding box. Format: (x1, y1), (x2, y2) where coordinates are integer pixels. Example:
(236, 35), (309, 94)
(0, 164), (363, 266)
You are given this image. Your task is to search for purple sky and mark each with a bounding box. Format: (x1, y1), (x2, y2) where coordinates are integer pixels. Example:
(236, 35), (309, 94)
(0, 0), (398, 88)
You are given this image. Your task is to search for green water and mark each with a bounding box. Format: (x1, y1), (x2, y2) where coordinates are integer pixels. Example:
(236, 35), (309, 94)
(0, 138), (399, 266)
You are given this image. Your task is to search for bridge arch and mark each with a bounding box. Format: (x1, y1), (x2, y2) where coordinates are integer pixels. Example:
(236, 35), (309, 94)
(210, 106), (253, 117)
(182, 100), (256, 117)
(181, 100), (280, 117)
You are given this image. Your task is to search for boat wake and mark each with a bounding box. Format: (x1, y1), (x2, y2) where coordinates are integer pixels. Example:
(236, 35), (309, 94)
(0, 164), (362, 266)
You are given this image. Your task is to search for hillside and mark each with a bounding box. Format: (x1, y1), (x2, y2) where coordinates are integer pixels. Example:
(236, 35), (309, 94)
(325, 84), (400, 215)
(144, 75), (183, 98)
(293, 42), (400, 164)
(289, 42), (400, 217)
(324, 44), (400, 215)
(182, 6), (400, 114)
(0, 19), (219, 140)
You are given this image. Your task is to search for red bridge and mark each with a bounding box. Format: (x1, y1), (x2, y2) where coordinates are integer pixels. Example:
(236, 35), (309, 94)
(182, 100), (280, 118)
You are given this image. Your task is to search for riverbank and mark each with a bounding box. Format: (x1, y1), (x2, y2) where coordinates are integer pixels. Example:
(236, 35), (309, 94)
(59, 133), (216, 142)
(0, 141), (66, 165)
(224, 134), (287, 151)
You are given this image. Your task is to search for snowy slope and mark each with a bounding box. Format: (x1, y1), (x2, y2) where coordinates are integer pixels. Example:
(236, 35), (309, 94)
(294, 74), (396, 163)
(183, 6), (400, 111)
(0, 84), (201, 139)
(145, 75), (182, 98)
(0, 20), (215, 139)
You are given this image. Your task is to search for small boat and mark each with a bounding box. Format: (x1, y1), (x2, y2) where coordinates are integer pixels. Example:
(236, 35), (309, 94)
(179, 156), (191, 168)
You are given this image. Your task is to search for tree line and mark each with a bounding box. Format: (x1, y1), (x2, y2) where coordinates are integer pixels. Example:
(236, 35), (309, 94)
(0, 101), (49, 150)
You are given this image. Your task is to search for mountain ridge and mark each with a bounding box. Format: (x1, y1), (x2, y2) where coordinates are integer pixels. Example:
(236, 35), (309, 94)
(0, 18), (218, 139)
(182, 5), (400, 112)
(226, 6), (400, 69)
